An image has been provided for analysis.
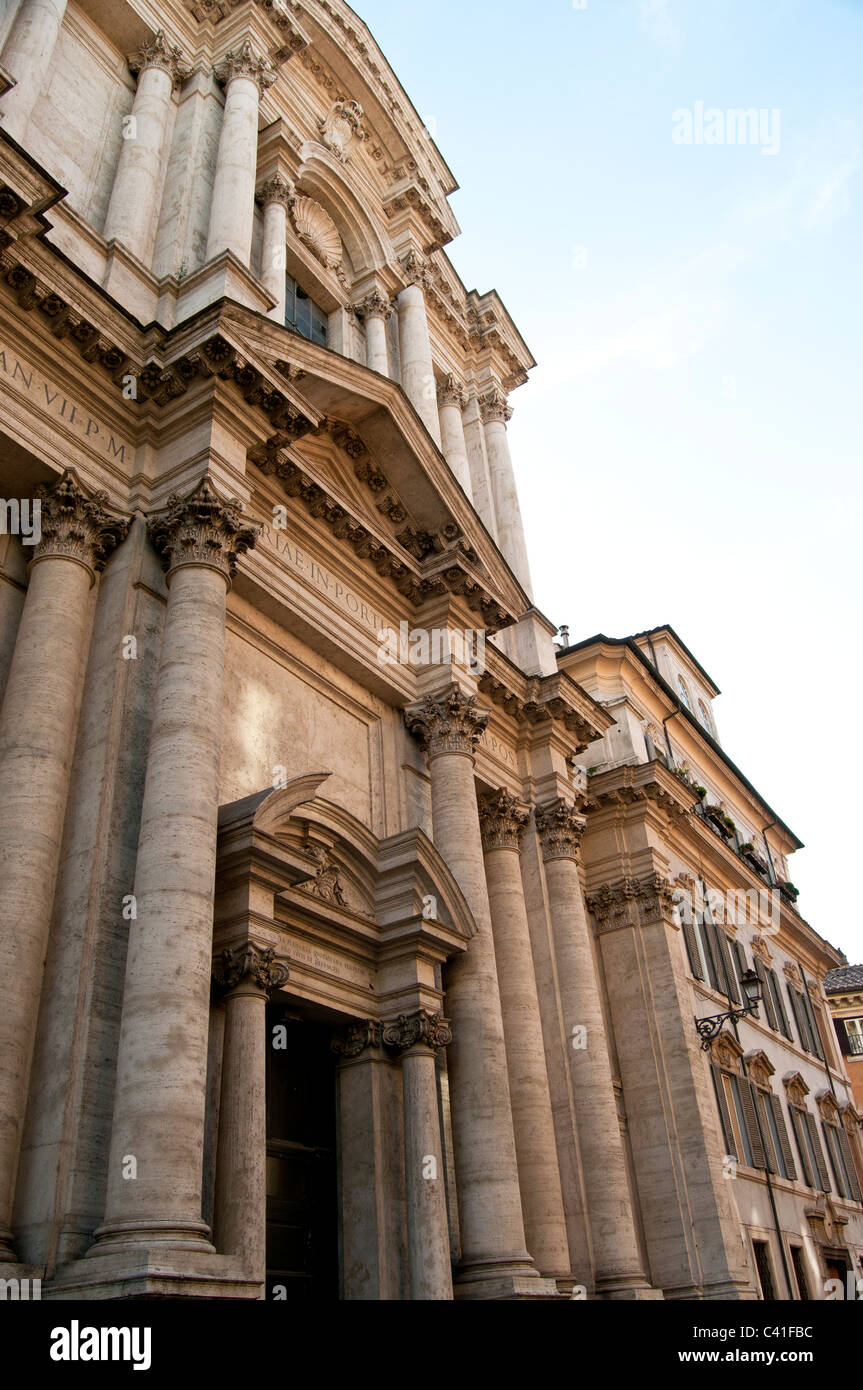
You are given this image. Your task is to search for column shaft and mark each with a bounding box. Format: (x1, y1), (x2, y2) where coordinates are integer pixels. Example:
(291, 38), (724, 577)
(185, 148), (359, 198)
(482, 398), (533, 597)
(260, 198), (287, 321)
(462, 395), (498, 537)
(103, 62), (175, 265)
(0, 472), (127, 1260)
(206, 47), (273, 266)
(405, 692), (549, 1298)
(96, 479), (256, 1251)
(481, 796), (570, 1279)
(397, 283), (442, 445)
(537, 801), (653, 1297)
(0, 0), (66, 143)
(437, 377), (473, 498)
(365, 314), (389, 375)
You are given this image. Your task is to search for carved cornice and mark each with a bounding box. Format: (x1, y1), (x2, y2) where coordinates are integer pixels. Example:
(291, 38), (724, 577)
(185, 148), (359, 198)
(815, 1088), (841, 1122)
(478, 387), (512, 426)
(535, 798), (586, 862)
(382, 1010), (452, 1052)
(213, 39), (276, 94)
(212, 942), (289, 995)
(743, 1048), (776, 1089)
(148, 476), (258, 583)
(405, 687), (489, 759)
(586, 873), (677, 933)
(784, 960), (802, 988)
(384, 186), (448, 253)
(128, 30), (189, 88)
(750, 933), (773, 965)
(783, 1070), (810, 1107)
(32, 468), (129, 580)
(353, 289), (393, 322)
(478, 788), (530, 853)
(186, 0), (309, 60)
(477, 669), (608, 752)
(256, 173), (294, 207)
(437, 373), (468, 411)
(331, 1019), (383, 1058)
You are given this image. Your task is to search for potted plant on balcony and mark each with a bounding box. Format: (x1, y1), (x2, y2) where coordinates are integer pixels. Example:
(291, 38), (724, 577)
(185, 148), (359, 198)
(778, 880), (799, 904)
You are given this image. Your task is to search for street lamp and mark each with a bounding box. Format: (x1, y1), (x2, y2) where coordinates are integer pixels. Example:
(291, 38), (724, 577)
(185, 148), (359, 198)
(694, 969), (762, 1050)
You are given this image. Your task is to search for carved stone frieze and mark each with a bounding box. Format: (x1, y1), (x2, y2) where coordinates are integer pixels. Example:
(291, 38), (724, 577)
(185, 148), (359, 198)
(437, 373), (468, 411)
(212, 942), (289, 995)
(213, 39), (276, 94)
(128, 30), (190, 88)
(382, 1010), (452, 1052)
(331, 1019), (383, 1058)
(586, 873), (677, 933)
(300, 844), (347, 907)
(256, 173), (294, 207)
(535, 798), (586, 862)
(478, 788), (530, 853)
(32, 469), (130, 579)
(478, 387), (512, 426)
(148, 476), (258, 582)
(404, 687), (489, 759)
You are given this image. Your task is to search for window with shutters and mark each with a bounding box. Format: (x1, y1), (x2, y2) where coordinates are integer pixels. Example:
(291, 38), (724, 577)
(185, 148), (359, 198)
(744, 1050), (797, 1181)
(784, 1072), (832, 1191)
(751, 951), (793, 1040)
(790, 1245), (810, 1301)
(817, 1093), (863, 1203)
(786, 974), (826, 1059)
(710, 1035), (765, 1169)
(835, 1016), (863, 1057)
(752, 1239), (777, 1300)
(694, 883), (739, 1000)
(840, 1105), (863, 1203)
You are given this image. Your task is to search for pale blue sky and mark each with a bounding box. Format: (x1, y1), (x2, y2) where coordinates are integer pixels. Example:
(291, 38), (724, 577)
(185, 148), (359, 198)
(357, 0), (862, 964)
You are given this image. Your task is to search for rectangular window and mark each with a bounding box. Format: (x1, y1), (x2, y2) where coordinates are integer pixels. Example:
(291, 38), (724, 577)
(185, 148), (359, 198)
(752, 1240), (776, 1300)
(789, 1107), (815, 1188)
(846, 1018), (863, 1055)
(823, 1122), (853, 1200)
(726, 1074), (754, 1166)
(285, 275), (328, 347)
(790, 1245), (809, 1301)
(759, 1091), (786, 1177)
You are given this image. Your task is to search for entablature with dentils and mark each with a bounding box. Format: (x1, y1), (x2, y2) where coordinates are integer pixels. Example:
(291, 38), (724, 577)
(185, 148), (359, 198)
(477, 658), (612, 755)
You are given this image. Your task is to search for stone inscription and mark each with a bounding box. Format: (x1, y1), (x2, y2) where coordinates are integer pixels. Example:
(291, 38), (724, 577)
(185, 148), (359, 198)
(258, 520), (394, 639)
(0, 346), (133, 465)
(285, 936), (374, 991)
(479, 729), (516, 767)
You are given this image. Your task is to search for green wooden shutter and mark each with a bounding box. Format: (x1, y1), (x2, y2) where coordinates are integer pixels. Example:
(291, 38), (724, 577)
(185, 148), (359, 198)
(834, 1019), (852, 1056)
(837, 1127), (863, 1204)
(754, 1087), (777, 1173)
(738, 1078), (767, 1169)
(804, 1112), (831, 1191)
(800, 987), (825, 1061)
(769, 1095), (797, 1181)
(755, 959), (778, 1030)
(681, 912), (704, 980)
(711, 1064), (737, 1159)
(700, 917), (723, 994)
(769, 970), (792, 1040)
(715, 929), (740, 1003)
(790, 1108), (814, 1187)
(787, 985), (812, 1052)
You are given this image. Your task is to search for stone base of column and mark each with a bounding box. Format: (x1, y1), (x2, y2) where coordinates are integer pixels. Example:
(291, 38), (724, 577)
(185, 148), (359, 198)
(594, 1274), (664, 1300)
(87, 1219), (215, 1256)
(454, 1260), (564, 1300)
(0, 1228), (16, 1262)
(29, 1250), (261, 1301)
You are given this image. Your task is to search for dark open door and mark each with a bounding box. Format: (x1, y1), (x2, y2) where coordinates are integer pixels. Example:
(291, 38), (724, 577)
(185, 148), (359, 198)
(265, 1010), (339, 1300)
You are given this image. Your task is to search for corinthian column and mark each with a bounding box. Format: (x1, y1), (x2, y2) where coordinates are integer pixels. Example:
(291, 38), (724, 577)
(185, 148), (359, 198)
(397, 252), (442, 446)
(382, 1010), (453, 1300)
(478, 790), (570, 1282)
(206, 40), (276, 265)
(0, 470), (128, 1260)
(102, 32), (188, 266)
(212, 943), (288, 1274)
(354, 289), (393, 376)
(405, 689), (554, 1299)
(480, 388), (533, 597)
(437, 375), (473, 500)
(94, 478), (257, 1254)
(0, 0), (67, 143)
(256, 174), (293, 321)
(535, 799), (654, 1298)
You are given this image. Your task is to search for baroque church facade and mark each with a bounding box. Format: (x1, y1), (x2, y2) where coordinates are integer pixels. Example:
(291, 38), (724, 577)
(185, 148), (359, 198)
(0, 0), (860, 1301)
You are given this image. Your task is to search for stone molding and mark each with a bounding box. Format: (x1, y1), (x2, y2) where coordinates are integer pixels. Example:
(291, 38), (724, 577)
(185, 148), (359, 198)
(128, 30), (190, 88)
(213, 39), (276, 94)
(534, 798), (586, 862)
(332, 1019), (383, 1058)
(148, 476), (258, 583)
(478, 788), (530, 853)
(404, 687), (489, 759)
(743, 1048), (776, 1089)
(382, 1010), (452, 1053)
(586, 873), (677, 933)
(478, 387), (512, 426)
(319, 99), (366, 161)
(290, 195), (342, 271)
(255, 173), (294, 207)
(212, 942), (289, 995)
(300, 844), (347, 907)
(32, 468), (130, 581)
(353, 289), (393, 322)
(477, 669), (609, 752)
(437, 372), (468, 411)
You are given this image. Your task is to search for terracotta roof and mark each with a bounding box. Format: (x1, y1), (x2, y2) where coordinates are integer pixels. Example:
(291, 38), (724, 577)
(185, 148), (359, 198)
(824, 964), (863, 993)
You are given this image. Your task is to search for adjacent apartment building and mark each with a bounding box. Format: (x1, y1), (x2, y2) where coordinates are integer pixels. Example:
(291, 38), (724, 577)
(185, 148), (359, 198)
(0, 0), (859, 1301)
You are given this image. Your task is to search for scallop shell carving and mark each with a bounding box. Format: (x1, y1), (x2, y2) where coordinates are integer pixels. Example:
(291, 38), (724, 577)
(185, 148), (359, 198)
(291, 196), (342, 270)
